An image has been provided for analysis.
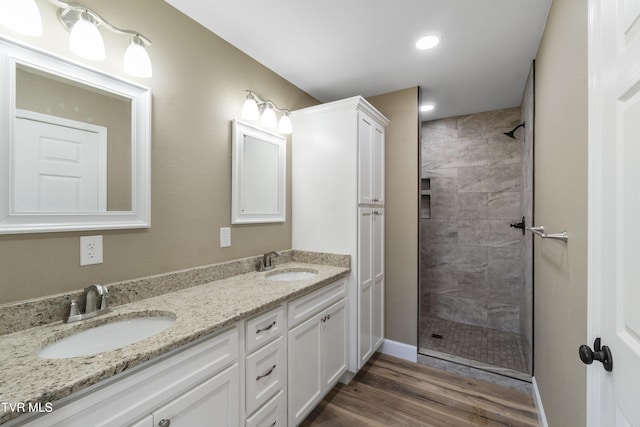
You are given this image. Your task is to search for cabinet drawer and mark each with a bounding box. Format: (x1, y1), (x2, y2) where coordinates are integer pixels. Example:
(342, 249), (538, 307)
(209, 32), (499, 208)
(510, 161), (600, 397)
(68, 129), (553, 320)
(245, 390), (286, 427)
(245, 335), (285, 415)
(245, 305), (284, 353)
(287, 278), (347, 328)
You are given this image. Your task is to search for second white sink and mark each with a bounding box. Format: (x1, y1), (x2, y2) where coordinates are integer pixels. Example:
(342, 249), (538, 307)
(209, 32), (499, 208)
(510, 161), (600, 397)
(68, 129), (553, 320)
(38, 315), (175, 359)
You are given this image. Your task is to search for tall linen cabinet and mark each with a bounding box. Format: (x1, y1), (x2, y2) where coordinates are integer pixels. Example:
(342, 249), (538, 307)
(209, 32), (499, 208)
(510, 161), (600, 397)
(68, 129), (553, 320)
(291, 96), (389, 375)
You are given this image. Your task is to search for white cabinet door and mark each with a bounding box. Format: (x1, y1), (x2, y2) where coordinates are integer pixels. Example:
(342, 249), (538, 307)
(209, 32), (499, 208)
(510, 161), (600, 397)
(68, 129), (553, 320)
(358, 208), (374, 367)
(288, 313), (322, 426)
(322, 299), (348, 389)
(152, 364), (240, 427)
(357, 111), (385, 206)
(371, 122), (385, 206)
(129, 415), (153, 427)
(372, 208), (385, 350)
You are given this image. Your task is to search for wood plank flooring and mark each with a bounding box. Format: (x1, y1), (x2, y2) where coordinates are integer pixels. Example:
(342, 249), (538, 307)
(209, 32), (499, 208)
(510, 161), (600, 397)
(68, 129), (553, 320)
(301, 353), (539, 427)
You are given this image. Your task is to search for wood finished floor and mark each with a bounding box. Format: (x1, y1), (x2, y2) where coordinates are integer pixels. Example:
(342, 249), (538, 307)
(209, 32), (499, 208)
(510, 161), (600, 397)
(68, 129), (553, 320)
(301, 353), (538, 427)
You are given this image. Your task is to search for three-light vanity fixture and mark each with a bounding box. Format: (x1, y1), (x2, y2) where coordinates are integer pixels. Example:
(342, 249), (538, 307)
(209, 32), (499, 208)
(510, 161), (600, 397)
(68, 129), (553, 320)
(0, 0), (152, 78)
(241, 90), (293, 134)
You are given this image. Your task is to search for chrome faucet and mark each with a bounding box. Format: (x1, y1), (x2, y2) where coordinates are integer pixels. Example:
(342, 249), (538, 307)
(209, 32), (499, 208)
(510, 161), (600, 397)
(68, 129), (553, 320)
(66, 284), (111, 323)
(259, 251), (281, 271)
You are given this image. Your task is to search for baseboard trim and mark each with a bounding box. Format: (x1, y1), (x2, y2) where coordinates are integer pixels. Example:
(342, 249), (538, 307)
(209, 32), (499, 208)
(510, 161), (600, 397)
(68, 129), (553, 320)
(379, 339), (418, 362)
(532, 376), (548, 427)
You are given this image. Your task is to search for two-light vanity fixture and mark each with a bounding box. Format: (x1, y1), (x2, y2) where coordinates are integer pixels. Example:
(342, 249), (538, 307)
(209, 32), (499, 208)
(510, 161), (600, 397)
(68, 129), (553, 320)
(242, 90), (293, 134)
(0, 0), (152, 78)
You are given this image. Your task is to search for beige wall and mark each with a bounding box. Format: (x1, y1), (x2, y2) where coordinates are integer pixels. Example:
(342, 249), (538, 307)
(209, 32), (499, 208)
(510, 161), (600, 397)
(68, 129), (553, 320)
(368, 87), (419, 346)
(0, 0), (317, 304)
(534, 0), (588, 425)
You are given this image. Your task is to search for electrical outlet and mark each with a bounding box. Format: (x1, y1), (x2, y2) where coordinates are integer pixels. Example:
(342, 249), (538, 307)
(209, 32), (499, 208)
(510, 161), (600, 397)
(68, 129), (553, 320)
(220, 227), (231, 248)
(80, 235), (103, 266)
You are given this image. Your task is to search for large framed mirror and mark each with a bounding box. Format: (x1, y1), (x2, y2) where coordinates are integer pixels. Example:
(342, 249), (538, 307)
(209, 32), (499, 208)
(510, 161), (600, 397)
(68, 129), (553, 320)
(231, 120), (286, 224)
(0, 37), (151, 234)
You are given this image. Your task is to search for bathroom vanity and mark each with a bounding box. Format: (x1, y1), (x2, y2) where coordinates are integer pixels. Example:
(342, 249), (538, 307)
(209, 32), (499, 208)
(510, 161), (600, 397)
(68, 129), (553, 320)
(0, 253), (349, 426)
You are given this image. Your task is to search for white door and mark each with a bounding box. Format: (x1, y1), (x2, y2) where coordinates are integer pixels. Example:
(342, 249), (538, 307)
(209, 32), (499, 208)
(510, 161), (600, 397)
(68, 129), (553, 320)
(357, 112), (374, 205)
(371, 123), (385, 205)
(13, 110), (107, 212)
(589, 0), (640, 424)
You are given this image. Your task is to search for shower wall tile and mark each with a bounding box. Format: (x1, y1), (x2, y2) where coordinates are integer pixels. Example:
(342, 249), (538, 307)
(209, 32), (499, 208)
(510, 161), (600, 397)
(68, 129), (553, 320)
(488, 303), (520, 333)
(458, 193), (488, 219)
(422, 117), (458, 144)
(422, 244), (458, 270)
(489, 247), (523, 305)
(458, 163), (521, 193)
(457, 245), (488, 273)
(431, 192), (458, 219)
(489, 136), (521, 165)
(421, 219), (458, 244)
(457, 271), (489, 301)
(431, 295), (488, 326)
(422, 168), (458, 193)
(422, 269), (458, 295)
(488, 191), (520, 219)
(426, 137), (488, 169)
(458, 220), (520, 247)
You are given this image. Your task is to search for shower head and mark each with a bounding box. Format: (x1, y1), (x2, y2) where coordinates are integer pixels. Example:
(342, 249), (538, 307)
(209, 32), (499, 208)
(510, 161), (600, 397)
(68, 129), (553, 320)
(504, 122), (525, 139)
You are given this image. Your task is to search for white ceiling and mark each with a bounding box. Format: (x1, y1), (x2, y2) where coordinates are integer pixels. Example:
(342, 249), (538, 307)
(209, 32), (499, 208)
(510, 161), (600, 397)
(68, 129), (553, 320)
(164, 0), (551, 121)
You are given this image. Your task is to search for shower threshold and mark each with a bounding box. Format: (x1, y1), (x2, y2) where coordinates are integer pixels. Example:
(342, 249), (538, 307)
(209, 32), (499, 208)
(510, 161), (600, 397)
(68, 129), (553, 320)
(419, 317), (530, 382)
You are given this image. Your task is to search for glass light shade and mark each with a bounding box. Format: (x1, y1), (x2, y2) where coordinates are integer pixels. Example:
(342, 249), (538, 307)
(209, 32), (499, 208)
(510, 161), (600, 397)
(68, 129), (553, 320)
(278, 113), (293, 134)
(124, 36), (152, 78)
(241, 95), (260, 121)
(69, 14), (105, 61)
(0, 0), (43, 36)
(261, 105), (277, 128)
(420, 104), (435, 112)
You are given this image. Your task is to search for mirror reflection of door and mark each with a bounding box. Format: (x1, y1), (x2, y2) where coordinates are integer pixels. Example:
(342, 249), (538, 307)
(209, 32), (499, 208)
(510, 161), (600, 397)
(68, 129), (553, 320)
(13, 110), (107, 212)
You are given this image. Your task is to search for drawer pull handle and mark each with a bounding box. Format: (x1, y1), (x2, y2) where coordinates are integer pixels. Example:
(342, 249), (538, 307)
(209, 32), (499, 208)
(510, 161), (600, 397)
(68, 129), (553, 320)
(256, 364), (277, 381)
(256, 321), (276, 334)
(158, 420), (171, 427)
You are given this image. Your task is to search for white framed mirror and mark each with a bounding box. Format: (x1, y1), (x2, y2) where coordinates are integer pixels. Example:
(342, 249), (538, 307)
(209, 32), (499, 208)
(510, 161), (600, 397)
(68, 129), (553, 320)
(232, 119), (286, 224)
(0, 37), (151, 234)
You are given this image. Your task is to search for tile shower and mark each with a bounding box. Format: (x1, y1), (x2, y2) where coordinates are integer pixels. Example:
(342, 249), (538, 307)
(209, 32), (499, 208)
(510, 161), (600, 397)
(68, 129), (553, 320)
(418, 78), (534, 381)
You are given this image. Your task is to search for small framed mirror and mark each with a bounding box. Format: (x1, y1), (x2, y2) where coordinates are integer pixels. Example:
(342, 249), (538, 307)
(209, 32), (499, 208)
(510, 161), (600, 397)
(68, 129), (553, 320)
(231, 120), (286, 224)
(0, 37), (151, 234)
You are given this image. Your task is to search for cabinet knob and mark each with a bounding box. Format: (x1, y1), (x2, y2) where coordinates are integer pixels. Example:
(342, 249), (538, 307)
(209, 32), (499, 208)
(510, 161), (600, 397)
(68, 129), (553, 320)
(158, 420), (170, 427)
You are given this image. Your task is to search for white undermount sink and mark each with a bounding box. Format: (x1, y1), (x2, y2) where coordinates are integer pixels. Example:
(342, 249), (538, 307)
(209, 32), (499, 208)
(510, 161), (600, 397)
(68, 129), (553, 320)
(266, 269), (318, 282)
(38, 315), (175, 359)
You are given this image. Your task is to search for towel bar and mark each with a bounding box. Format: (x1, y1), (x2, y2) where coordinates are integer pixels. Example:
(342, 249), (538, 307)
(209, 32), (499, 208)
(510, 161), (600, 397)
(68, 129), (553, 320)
(526, 226), (568, 242)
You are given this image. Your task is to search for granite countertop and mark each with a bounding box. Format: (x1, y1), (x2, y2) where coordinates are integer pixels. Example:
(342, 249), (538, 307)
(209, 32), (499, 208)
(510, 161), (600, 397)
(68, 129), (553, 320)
(0, 261), (349, 424)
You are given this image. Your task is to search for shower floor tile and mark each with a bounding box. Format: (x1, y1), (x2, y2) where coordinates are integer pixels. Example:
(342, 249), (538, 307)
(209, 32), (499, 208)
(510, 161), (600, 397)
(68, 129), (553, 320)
(419, 317), (529, 374)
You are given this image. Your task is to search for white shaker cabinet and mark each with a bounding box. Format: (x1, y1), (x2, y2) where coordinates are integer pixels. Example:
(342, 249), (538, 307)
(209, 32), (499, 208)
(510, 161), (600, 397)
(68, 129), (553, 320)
(357, 207), (385, 367)
(287, 279), (348, 426)
(292, 96), (389, 375)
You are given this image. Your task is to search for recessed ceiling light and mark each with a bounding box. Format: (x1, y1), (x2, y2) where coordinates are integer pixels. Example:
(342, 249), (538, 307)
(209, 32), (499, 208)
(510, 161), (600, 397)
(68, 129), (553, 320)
(420, 104), (436, 112)
(416, 33), (441, 50)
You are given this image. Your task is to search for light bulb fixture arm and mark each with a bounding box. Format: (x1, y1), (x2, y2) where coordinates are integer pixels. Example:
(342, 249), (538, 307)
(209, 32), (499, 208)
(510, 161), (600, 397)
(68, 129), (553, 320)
(246, 90), (289, 115)
(49, 0), (151, 45)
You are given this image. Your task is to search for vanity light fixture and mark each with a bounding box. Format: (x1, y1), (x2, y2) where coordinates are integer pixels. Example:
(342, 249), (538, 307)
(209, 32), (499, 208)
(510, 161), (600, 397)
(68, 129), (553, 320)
(53, 0), (153, 77)
(420, 103), (435, 112)
(1, 0), (153, 77)
(0, 0), (43, 36)
(241, 90), (293, 134)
